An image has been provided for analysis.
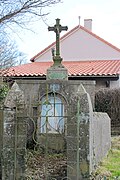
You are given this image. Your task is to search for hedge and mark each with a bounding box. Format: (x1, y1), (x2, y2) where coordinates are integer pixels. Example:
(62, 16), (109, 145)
(95, 88), (120, 128)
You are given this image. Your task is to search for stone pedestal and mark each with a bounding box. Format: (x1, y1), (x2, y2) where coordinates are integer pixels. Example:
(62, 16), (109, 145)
(47, 64), (68, 80)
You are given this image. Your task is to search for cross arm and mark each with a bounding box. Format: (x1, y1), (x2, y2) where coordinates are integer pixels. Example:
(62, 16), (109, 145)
(48, 26), (55, 31)
(61, 26), (68, 31)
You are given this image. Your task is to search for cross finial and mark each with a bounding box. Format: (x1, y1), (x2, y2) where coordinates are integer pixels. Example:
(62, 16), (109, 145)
(48, 18), (68, 66)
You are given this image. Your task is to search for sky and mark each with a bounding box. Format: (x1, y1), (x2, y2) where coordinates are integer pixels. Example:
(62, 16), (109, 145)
(13, 0), (120, 62)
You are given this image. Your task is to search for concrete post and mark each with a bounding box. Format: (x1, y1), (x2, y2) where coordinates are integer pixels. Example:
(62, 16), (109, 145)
(2, 82), (27, 179)
(67, 84), (93, 179)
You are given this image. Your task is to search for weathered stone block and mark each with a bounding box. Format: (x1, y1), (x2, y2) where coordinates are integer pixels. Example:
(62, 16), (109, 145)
(3, 136), (15, 148)
(93, 112), (111, 165)
(47, 66), (68, 80)
(67, 149), (77, 161)
(2, 147), (15, 167)
(67, 124), (77, 136)
(17, 136), (27, 148)
(67, 115), (77, 124)
(67, 137), (77, 150)
(4, 109), (15, 123)
(3, 123), (15, 136)
(17, 122), (27, 136)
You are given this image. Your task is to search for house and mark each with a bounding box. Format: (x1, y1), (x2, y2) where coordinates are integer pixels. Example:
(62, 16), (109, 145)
(5, 19), (120, 90)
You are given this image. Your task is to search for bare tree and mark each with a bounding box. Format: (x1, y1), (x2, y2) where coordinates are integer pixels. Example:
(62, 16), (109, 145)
(0, 0), (61, 73)
(0, 0), (61, 28)
(0, 34), (27, 82)
(0, 34), (26, 69)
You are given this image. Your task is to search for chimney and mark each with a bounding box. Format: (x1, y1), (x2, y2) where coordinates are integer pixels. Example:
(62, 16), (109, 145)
(84, 19), (92, 31)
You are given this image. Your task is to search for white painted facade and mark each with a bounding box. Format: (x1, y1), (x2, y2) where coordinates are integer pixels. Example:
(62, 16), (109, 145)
(110, 76), (120, 88)
(34, 22), (120, 62)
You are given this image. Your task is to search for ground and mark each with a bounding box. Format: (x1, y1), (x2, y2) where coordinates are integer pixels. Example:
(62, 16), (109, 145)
(26, 150), (67, 179)
(26, 136), (120, 180)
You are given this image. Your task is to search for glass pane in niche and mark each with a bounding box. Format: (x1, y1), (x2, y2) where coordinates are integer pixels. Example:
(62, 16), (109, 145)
(40, 94), (64, 133)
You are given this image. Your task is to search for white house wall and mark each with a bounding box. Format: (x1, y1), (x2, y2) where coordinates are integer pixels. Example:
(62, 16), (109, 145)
(35, 28), (120, 62)
(110, 76), (120, 88)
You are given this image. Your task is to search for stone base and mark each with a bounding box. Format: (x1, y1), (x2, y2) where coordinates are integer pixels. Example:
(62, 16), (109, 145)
(47, 66), (68, 80)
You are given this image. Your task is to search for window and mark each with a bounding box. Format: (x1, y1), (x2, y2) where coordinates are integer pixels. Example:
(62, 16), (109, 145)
(40, 93), (65, 134)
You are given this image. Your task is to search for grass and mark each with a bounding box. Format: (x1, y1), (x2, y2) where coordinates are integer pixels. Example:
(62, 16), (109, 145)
(92, 136), (120, 179)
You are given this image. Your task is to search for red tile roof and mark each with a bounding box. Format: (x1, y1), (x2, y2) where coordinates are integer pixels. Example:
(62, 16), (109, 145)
(30, 25), (120, 62)
(4, 60), (120, 77)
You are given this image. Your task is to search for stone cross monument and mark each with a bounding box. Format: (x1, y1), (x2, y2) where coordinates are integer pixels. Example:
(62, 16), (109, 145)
(48, 18), (68, 66)
(47, 18), (68, 80)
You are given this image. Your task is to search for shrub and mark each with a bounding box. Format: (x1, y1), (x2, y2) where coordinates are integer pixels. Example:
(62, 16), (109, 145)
(95, 88), (120, 128)
(0, 83), (9, 103)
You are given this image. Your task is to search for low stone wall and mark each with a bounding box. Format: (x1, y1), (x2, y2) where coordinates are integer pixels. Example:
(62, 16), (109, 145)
(93, 112), (111, 166)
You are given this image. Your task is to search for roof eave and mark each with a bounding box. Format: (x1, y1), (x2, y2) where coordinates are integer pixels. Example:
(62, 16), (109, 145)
(5, 74), (119, 80)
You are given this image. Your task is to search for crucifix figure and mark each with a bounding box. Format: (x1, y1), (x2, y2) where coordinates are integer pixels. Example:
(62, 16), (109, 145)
(48, 18), (68, 66)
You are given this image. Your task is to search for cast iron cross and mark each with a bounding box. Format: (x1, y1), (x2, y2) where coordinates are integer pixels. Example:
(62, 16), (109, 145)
(48, 18), (68, 57)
